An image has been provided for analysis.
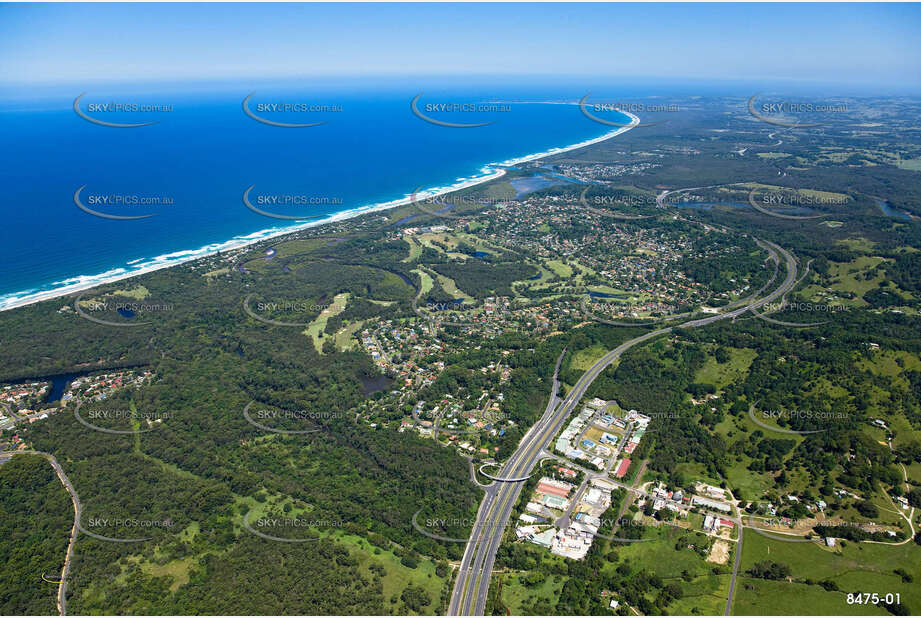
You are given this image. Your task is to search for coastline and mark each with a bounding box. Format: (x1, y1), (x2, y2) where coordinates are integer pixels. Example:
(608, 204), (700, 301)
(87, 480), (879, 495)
(0, 110), (639, 312)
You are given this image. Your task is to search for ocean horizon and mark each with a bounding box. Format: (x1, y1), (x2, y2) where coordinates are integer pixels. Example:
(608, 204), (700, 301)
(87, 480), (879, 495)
(0, 79), (635, 310)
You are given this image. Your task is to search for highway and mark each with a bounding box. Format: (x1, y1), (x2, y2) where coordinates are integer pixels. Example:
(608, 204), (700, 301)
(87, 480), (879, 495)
(448, 235), (799, 616)
(4, 450), (81, 616)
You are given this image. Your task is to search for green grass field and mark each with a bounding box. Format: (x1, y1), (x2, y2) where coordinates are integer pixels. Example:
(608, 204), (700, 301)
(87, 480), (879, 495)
(836, 238), (877, 252)
(304, 292), (349, 352)
(803, 256), (892, 307)
(733, 578), (884, 616)
(714, 408), (803, 499)
(110, 285), (150, 300)
(605, 524), (732, 614)
(231, 494), (449, 614)
(546, 260), (574, 279)
(134, 555), (197, 592)
(857, 350), (921, 390)
(607, 524), (719, 580)
(500, 572), (565, 615)
(333, 318), (365, 351)
(586, 285), (630, 297)
(413, 268), (435, 296)
(335, 533), (449, 615)
(426, 268), (473, 301)
(569, 345), (608, 372)
(670, 573), (731, 616)
(757, 152), (791, 159)
(694, 346), (758, 393)
(403, 237), (423, 262)
(734, 528), (921, 615)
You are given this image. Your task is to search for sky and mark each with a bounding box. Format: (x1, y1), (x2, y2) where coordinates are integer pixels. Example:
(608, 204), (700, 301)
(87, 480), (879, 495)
(1, 3), (920, 90)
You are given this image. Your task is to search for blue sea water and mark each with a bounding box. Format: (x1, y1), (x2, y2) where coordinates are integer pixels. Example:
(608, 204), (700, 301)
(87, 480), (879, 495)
(0, 79), (633, 308)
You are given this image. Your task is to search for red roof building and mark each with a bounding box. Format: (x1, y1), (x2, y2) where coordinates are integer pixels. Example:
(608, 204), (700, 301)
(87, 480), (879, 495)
(615, 458), (632, 478)
(536, 481), (571, 498)
(556, 466), (577, 478)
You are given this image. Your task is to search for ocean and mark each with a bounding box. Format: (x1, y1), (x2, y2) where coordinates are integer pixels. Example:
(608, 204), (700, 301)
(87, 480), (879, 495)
(0, 78), (633, 309)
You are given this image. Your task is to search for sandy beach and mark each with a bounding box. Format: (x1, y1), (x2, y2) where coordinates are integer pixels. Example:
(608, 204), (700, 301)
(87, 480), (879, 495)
(0, 109), (639, 312)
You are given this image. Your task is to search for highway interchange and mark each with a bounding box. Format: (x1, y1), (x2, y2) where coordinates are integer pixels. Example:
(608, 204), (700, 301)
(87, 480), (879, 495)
(448, 233), (799, 615)
(1, 194), (800, 618)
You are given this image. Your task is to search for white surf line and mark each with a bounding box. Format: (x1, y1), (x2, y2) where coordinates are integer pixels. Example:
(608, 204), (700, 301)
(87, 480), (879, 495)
(1, 112), (639, 313)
